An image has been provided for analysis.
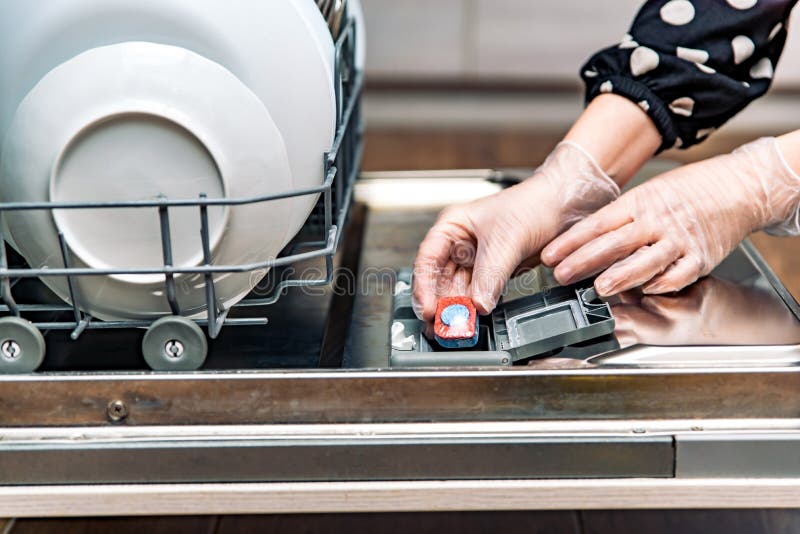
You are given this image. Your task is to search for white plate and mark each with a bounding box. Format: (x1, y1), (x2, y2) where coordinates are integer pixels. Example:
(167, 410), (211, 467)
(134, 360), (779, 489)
(290, 0), (338, 230)
(297, 0), (336, 75)
(0, 42), (294, 320)
(0, 0), (337, 239)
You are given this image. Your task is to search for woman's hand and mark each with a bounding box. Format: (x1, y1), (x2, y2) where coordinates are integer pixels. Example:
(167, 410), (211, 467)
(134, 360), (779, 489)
(541, 137), (800, 297)
(411, 93), (661, 322)
(412, 141), (620, 321)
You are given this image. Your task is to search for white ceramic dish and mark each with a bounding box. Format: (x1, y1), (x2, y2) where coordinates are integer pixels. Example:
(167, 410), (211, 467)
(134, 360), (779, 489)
(289, 0), (338, 230)
(0, 42), (294, 320)
(0, 0), (337, 248)
(0, 0), (338, 320)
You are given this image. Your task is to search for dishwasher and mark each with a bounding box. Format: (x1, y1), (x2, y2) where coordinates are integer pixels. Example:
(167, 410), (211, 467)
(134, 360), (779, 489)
(2, 15), (800, 519)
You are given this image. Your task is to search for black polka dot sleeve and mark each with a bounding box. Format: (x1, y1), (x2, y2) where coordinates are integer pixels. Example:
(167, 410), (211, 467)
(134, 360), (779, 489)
(582, 0), (797, 151)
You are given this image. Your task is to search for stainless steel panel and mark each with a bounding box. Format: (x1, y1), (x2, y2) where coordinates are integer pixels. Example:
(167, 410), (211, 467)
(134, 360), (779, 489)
(677, 433), (800, 478)
(0, 434), (673, 485)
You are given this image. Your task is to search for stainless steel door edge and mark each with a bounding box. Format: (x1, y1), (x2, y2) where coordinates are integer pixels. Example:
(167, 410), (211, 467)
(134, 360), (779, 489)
(2, 367), (800, 426)
(4, 419), (800, 442)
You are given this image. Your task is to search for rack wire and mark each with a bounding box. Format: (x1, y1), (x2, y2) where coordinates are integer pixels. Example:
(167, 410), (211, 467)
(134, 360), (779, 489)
(0, 16), (363, 342)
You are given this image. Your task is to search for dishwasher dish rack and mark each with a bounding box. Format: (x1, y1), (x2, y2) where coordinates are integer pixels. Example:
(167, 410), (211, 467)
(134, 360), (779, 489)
(0, 19), (363, 374)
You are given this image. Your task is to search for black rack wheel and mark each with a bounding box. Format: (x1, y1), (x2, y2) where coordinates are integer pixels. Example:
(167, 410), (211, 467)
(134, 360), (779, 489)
(142, 316), (208, 371)
(0, 317), (46, 374)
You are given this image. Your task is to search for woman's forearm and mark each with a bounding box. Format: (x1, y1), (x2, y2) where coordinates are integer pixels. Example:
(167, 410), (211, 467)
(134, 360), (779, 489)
(563, 94), (662, 187)
(778, 129), (800, 176)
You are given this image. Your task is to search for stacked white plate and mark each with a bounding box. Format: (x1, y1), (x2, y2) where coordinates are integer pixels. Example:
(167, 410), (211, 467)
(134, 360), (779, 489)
(0, 0), (363, 320)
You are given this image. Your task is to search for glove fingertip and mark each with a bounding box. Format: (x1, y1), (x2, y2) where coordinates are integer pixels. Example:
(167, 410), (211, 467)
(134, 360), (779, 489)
(472, 292), (497, 316)
(553, 264), (574, 286)
(411, 284), (437, 322)
(410, 294), (426, 321)
(472, 281), (497, 315)
(594, 278), (616, 297)
(540, 247), (559, 267)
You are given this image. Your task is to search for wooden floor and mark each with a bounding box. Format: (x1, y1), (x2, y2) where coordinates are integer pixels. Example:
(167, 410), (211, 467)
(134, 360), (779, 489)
(4, 128), (800, 531)
(5, 510), (800, 533)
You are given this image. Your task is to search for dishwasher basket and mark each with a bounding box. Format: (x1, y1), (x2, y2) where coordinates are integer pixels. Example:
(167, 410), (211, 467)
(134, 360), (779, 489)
(0, 18), (363, 373)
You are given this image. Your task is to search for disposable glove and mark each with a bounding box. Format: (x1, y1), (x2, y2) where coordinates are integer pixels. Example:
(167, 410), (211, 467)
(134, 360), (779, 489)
(412, 141), (620, 321)
(541, 137), (800, 297)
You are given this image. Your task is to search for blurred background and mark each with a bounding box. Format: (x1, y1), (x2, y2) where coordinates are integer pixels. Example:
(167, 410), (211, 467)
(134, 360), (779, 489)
(358, 0), (800, 295)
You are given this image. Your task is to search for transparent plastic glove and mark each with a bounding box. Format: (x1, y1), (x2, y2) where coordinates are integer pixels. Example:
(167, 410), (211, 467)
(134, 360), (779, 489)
(412, 141), (620, 321)
(541, 137), (800, 297)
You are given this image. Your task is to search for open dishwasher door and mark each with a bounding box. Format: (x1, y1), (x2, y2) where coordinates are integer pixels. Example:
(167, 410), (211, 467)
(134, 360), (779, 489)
(2, 167), (800, 516)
